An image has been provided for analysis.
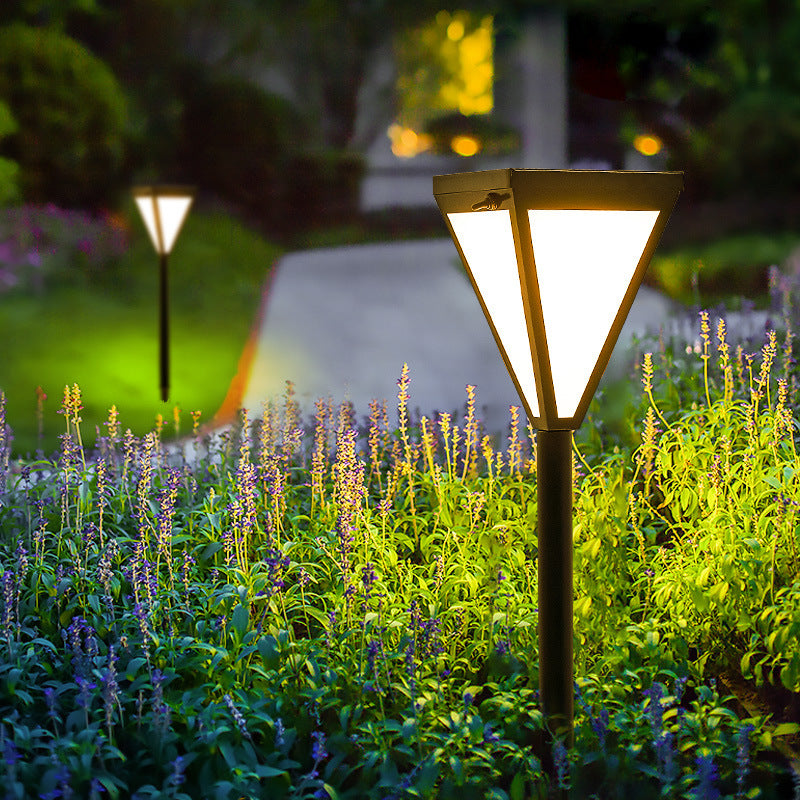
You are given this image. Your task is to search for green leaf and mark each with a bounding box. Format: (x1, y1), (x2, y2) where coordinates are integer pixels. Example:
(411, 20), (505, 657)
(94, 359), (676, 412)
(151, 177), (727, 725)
(257, 635), (279, 669)
(510, 772), (526, 800)
(255, 764), (287, 778)
(773, 722), (800, 737)
(125, 657), (148, 680)
(232, 603), (249, 640)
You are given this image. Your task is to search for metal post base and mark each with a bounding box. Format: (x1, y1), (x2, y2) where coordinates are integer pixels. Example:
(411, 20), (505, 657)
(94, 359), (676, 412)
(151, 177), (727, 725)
(536, 428), (574, 747)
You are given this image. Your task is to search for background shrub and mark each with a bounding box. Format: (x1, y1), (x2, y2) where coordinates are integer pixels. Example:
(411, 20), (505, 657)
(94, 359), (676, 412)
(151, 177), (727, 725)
(179, 74), (301, 230)
(0, 23), (128, 209)
(682, 90), (800, 200)
(0, 99), (19, 206)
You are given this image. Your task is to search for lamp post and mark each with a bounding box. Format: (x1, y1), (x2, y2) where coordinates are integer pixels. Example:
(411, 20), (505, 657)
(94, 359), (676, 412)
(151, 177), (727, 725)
(133, 186), (194, 403)
(433, 169), (682, 744)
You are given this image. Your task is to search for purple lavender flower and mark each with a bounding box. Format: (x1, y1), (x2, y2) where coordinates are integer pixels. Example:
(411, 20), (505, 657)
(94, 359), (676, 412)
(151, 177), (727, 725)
(366, 638), (381, 678)
(151, 669), (172, 738)
(75, 676), (96, 711)
(101, 647), (120, 736)
(3, 736), (20, 767)
(45, 686), (59, 722)
(645, 682), (665, 741)
(736, 724), (755, 797)
(483, 723), (500, 743)
(591, 707), (610, 750)
(274, 717), (286, 749)
(552, 738), (570, 790)
(1, 571), (14, 641)
(361, 562), (377, 596)
(223, 693), (252, 741)
(167, 755), (186, 788)
(15, 542), (28, 581)
(263, 548), (291, 596)
(463, 692), (474, 712)
(692, 752), (720, 800)
(311, 730), (328, 763)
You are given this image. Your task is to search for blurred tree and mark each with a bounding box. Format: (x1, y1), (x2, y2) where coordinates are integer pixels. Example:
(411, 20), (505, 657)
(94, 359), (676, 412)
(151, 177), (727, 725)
(565, 0), (800, 199)
(69, 0), (188, 180)
(0, 0), (99, 28)
(0, 24), (128, 209)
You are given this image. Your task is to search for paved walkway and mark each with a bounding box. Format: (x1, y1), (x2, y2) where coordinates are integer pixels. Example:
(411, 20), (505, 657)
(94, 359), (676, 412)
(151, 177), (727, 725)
(214, 238), (766, 435)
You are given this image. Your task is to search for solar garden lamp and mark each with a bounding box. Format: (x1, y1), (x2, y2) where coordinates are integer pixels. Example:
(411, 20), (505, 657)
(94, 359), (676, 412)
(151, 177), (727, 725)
(433, 169), (683, 745)
(133, 186), (194, 403)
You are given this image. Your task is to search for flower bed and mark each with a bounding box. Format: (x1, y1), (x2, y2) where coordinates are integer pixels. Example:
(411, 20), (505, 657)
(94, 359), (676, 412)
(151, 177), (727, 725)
(0, 324), (798, 798)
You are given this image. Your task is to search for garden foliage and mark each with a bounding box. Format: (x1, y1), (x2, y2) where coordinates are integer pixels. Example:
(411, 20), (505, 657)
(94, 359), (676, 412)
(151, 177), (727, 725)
(0, 24), (128, 209)
(0, 322), (798, 796)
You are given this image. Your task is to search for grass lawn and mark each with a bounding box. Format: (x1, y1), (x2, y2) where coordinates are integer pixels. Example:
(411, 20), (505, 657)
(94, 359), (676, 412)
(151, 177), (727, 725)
(0, 206), (283, 456)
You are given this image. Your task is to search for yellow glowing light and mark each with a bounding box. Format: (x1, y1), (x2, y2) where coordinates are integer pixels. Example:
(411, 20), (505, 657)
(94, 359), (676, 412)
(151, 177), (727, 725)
(451, 135), (481, 157)
(388, 124), (432, 158)
(447, 19), (465, 41)
(634, 134), (663, 157)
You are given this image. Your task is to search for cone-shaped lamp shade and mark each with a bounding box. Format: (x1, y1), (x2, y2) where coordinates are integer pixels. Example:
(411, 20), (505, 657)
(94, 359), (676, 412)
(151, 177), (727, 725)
(434, 169), (682, 430)
(133, 186), (194, 255)
(449, 210), (540, 417)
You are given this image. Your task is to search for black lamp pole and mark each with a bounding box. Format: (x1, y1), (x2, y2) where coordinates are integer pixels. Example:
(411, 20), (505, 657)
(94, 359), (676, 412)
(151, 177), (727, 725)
(159, 251), (170, 403)
(536, 428), (574, 746)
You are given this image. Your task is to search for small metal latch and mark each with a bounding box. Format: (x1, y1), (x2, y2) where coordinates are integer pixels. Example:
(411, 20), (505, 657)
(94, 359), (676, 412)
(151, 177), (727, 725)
(471, 192), (510, 211)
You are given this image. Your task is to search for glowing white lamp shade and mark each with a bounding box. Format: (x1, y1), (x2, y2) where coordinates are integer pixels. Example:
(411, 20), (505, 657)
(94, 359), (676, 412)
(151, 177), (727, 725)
(449, 210), (540, 417)
(133, 187), (194, 255)
(530, 209), (659, 417)
(434, 169), (683, 430)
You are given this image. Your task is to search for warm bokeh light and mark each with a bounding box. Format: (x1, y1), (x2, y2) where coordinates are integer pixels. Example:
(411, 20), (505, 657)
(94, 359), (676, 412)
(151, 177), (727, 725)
(388, 124), (432, 158)
(451, 134), (481, 157)
(633, 134), (663, 157)
(447, 18), (465, 41)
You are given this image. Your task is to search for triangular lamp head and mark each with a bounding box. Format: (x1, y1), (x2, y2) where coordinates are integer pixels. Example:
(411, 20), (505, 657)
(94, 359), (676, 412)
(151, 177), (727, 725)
(434, 169), (683, 431)
(133, 186), (195, 255)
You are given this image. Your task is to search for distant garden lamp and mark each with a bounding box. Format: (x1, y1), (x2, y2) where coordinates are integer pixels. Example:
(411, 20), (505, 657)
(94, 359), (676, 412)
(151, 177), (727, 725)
(132, 186), (194, 402)
(433, 169), (682, 743)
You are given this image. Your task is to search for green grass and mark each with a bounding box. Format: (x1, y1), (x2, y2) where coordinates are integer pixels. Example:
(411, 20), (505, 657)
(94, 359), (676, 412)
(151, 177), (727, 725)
(0, 207), (283, 455)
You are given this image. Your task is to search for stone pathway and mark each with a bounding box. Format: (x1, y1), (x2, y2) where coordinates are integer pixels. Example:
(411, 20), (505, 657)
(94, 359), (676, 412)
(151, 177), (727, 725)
(215, 238), (770, 435)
